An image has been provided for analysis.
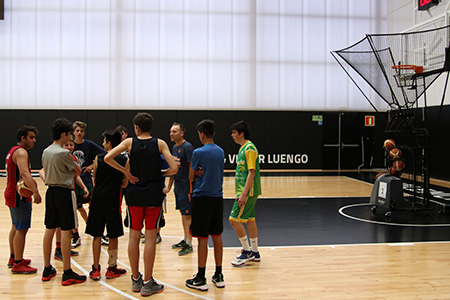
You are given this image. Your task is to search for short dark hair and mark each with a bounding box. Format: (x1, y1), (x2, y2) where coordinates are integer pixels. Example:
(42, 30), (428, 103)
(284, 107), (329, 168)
(115, 125), (127, 133)
(196, 119), (215, 138)
(16, 126), (38, 142)
(102, 129), (122, 148)
(230, 120), (250, 139)
(51, 118), (73, 141)
(73, 120), (87, 130)
(172, 122), (186, 133)
(133, 112), (154, 132)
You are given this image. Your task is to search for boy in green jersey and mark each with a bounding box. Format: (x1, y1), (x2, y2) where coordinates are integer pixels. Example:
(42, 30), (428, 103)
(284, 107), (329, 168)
(229, 121), (261, 267)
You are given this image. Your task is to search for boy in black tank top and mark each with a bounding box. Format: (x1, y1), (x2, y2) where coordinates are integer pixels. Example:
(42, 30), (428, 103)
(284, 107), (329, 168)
(86, 129), (128, 280)
(104, 113), (177, 297)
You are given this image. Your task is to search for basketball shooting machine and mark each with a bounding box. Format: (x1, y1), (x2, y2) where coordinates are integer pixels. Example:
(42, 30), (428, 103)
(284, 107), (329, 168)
(331, 25), (450, 216)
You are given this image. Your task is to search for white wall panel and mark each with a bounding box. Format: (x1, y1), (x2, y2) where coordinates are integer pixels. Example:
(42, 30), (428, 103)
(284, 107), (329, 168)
(185, 62), (208, 108)
(209, 62), (232, 108)
(0, 0), (387, 111)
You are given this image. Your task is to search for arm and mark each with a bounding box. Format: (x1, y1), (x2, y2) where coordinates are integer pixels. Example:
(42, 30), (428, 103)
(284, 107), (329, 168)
(163, 176), (173, 194)
(14, 148), (41, 204)
(159, 139), (178, 176)
(237, 169), (255, 208)
(122, 159), (130, 188)
(75, 175), (89, 198)
(104, 138), (138, 183)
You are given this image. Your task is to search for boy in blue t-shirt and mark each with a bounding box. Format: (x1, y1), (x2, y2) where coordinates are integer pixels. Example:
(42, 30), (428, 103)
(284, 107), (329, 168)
(185, 119), (225, 291)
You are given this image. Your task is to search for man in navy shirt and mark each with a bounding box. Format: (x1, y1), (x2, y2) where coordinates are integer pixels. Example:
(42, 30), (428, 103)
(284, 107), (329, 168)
(166, 123), (194, 256)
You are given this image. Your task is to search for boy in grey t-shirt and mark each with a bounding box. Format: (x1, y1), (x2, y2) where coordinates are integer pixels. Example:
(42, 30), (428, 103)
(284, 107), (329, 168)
(41, 118), (87, 286)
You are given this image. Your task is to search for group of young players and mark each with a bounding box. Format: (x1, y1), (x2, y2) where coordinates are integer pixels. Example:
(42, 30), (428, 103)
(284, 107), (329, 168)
(4, 112), (262, 297)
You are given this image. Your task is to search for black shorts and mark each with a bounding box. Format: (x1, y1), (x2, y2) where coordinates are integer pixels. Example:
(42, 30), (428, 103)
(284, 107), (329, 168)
(190, 196), (223, 238)
(85, 202), (124, 239)
(45, 187), (78, 231)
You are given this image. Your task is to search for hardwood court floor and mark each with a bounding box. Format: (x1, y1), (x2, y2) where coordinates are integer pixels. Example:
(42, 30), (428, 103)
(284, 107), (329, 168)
(2, 174), (450, 299)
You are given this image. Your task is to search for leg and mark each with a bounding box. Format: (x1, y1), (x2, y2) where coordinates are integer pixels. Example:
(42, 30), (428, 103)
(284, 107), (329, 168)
(43, 228), (56, 267)
(128, 229), (141, 279)
(197, 238), (208, 268)
(143, 229), (158, 281)
(9, 225), (16, 257)
(61, 229), (72, 270)
(211, 235), (223, 268)
(92, 237), (102, 268)
(230, 219), (247, 238)
(246, 220), (258, 239)
(78, 206), (88, 223)
(182, 214), (192, 242)
(13, 228), (29, 261)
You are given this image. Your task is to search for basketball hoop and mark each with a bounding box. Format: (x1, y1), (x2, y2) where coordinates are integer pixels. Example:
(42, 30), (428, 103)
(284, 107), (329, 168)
(392, 64), (423, 88)
(392, 64), (423, 74)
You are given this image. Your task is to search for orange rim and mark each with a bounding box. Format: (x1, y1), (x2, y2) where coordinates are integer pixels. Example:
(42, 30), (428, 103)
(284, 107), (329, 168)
(392, 65), (423, 73)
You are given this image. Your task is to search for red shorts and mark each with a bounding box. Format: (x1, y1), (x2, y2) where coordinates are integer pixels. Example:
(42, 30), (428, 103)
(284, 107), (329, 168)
(126, 206), (165, 231)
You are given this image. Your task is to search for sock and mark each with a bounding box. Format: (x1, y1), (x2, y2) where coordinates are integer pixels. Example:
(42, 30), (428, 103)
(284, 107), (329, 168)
(73, 232), (80, 239)
(14, 259), (23, 264)
(108, 248), (118, 267)
(56, 242), (61, 249)
(239, 236), (251, 251)
(197, 267), (206, 279)
(250, 237), (258, 252)
(10, 254), (14, 259)
(186, 239), (192, 246)
(215, 266), (222, 276)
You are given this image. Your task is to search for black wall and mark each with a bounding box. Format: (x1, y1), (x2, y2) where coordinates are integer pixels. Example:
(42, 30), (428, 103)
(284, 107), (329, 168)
(1, 109), (391, 173)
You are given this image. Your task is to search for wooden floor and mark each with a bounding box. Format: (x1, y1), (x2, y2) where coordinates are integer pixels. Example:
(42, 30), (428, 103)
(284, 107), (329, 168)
(2, 175), (450, 299)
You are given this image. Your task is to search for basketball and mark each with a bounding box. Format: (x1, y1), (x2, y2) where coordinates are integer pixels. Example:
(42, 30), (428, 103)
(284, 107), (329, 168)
(388, 167), (402, 177)
(375, 171), (388, 179)
(392, 160), (405, 172)
(389, 148), (402, 160)
(383, 139), (396, 151)
(16, 179), (34, 198)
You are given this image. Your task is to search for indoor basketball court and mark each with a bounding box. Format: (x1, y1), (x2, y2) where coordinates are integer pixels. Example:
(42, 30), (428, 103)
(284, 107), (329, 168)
(2, 1), (450, 299)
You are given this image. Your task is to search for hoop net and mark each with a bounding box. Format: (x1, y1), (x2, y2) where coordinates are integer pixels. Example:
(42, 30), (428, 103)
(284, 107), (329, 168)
(392, 65), (423, 88)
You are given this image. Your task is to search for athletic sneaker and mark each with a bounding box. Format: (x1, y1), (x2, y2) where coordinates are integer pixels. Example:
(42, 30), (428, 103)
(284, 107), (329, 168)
(71, 236), (81, 248)
(101, 235), (109, 246)
(106, 265), (127, 279)
(11, 260), (37, 274)
(54, 248), (79, 261)
(7, 257), (31, 268)
(90, 265), (101, 281)
(42, 265), (57, 281)
(251, 251), (261, 262)
(156, 233), (162, 244)
(61, 269), (87, 286)
(140, 277), (164, 297)
(212, 273), (225, 288)
(231, 249), (255, 266)
(132, 273), (144, 292)
(185, 275), (208, 291)
(172, 240), (187, 249)
(178, 244), (193, 256)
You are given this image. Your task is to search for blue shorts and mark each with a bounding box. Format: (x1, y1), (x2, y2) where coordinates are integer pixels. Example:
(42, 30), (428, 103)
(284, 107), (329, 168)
(10, 201), (32, 230)
(175, 191), (192, 215)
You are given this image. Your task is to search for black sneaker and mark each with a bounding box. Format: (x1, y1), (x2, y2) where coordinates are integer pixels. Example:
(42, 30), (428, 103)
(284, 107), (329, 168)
(61, 268), (87, 286)
(101, 235), (109, 246)
(172, 240), (187, 249)
(212, 273), (225, 288)
(42, 265), (57, 281)
(185, 275), (208, 291)
(71, 236), (81, 248)
(140, 277), (164, 296)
